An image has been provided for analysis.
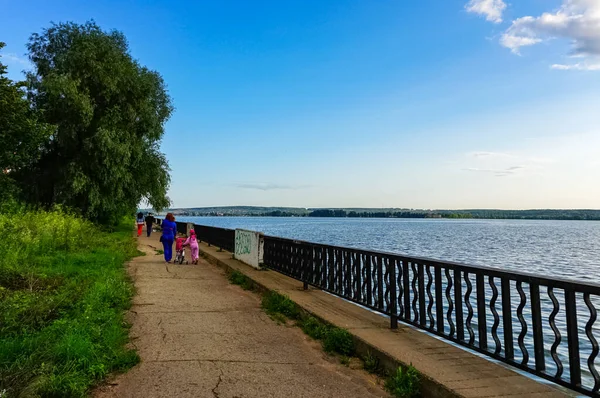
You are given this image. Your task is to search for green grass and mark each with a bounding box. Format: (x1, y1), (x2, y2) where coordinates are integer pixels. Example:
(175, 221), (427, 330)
(0, 208), (139, 397)
(363, 351), (380, 374)
(384, 365), (420, 398)
(261, 291), (300, 319)
(322, 327), (354, 356)
(227, 270), (254, 291)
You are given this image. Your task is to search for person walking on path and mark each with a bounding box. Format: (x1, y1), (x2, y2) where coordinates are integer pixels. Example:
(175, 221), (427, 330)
(182, 229), (199, 264)
(136, 212), (144, 237)
(144, 213), (155, 237)
(160, 213), (176, 263)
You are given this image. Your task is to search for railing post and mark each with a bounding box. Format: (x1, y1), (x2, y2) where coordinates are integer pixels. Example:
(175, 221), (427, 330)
(435, 266), (444, 333)
(530, 283), (545, 371)
(476, 274), (488, 350)
(501, 277), (514, 361)
(565, 289), (582, 387)
(418, 263), (426, 328)
(454, 268), (464, 341)
(389, 257), (398, 329)
(403, 260), (410, 322)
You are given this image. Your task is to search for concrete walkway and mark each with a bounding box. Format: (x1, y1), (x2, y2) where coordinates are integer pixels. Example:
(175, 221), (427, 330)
(95, 232), (387, 398)
(198, 243), (573, 398)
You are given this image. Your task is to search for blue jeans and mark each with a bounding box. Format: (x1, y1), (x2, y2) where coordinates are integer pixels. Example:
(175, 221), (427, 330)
(162, 238), (174, 262)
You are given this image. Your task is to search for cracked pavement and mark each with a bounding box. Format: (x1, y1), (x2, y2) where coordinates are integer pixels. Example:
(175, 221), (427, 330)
(94, 233), (388, 398)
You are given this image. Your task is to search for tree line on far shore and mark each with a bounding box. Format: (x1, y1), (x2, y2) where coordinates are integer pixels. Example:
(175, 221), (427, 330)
(170, 208), (600, 220)
(1, 21), (172, 225)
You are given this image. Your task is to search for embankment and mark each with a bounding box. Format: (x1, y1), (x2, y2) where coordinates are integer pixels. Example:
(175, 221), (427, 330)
(0, 208), (139, 397)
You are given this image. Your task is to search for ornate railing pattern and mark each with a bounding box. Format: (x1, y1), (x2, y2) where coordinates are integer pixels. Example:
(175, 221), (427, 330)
(262, 235), (600, 397)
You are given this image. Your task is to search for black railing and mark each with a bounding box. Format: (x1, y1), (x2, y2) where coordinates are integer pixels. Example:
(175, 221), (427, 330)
(262, 235), (600, 397)
(193, 224), (235, 252)
(155, 219), (235, 252)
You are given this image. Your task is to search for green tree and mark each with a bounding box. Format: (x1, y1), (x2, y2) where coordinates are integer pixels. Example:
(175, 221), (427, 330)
(19, 21), (173, 224)
(0, 42), (52, 202)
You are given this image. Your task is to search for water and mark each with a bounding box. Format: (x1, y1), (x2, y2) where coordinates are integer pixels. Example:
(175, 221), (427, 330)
(178, 216), (600, 392)
(178, 217), (600, 282)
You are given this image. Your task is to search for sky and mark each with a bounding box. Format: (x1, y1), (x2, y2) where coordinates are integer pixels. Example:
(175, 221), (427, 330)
(1, 0), (600, 210)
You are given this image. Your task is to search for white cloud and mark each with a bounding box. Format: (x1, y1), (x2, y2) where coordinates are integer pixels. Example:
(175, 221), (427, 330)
(500, 0), (600, 59)
(234, 182), (309, 191)
(551, 61), (600, 70)
(0, 52), (31, 67)
(465, 0), (507, 23)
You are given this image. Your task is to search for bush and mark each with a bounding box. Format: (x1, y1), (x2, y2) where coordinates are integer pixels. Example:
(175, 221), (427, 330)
(0, 208), (139, 397)
(363, 351), (380, 374)
(261, 292), (299, 319)
(300, 316), (329, 340)
(322, 327), (354, 356)
(228, 270), (253, 290)
(384, 365), (420, 398)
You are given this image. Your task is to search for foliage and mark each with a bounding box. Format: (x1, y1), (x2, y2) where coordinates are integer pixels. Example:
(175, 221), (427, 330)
(0, 209), (139, 397)
(15, 21), (172, 224)
(322, 327), (354, 356)
(228, 270), (254, 290)
(363, 351), (380, 374)
(299, 316), (329, 340)
(384, 365), (420, 398)
(261, 291), (300, 319)
(0, 42), (53, 202)
(339, 356), (350, 366)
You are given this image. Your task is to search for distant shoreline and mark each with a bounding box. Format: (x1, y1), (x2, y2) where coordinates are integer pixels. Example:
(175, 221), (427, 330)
(146, 207), (600, 221)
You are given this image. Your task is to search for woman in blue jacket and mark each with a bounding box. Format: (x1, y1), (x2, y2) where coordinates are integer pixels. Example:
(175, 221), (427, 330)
(161, 213), (177, 263)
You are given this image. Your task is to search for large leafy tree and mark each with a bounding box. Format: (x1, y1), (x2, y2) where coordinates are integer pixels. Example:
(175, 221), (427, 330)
(0, 42), (52, 202)
(20, 21), (173, 224)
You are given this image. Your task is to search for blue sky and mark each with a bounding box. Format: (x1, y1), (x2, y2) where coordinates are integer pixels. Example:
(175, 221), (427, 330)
(1, 0), (600, 209)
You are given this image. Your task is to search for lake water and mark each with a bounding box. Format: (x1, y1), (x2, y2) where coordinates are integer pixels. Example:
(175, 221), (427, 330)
(177, 216), (600, 391)
(178, 217), (600, 282)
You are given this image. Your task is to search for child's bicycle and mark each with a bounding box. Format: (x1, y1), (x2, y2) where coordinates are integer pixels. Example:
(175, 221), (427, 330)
(174, 237), (188, 264)
(174, 247), (187, 264)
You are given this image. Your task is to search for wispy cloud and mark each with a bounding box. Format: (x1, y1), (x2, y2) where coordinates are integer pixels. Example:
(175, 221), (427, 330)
(551, 62), (600, 71)
(465, 0), (507, 24)
(234, 182), (310, 191)
(469, 151), (515, 159)
(0, 52), (32, 68)
(464, 165), (526, 177)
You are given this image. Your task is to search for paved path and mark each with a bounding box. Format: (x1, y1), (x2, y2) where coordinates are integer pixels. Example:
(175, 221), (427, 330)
(95, 232), (387, 398)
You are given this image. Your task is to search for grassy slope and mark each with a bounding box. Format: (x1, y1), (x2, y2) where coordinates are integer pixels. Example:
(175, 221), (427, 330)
(0, 208), (139, 397)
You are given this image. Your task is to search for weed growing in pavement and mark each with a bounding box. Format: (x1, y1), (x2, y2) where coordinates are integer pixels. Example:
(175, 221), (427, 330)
(384, 365), (420, 398)
(228, 270), (254, 290)
(155, 249), (164, 255)
(322, 327), (354, 356)
(261, 291), (300, 319)
(363, 351), (380, 374)
(299, 316), (328, 340)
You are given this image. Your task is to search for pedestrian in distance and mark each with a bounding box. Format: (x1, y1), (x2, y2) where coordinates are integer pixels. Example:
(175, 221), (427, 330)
(136, 211), (144, 237)
(145, 212), (155, 237)
(160, 213), (176, 263)
(183, 229), (199, 265)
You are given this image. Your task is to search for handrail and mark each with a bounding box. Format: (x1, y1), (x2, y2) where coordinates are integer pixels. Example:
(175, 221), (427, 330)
(261, 234), (600, 397)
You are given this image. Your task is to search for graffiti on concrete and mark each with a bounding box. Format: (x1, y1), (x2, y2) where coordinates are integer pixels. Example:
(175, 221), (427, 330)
(235, 230), (253, 256)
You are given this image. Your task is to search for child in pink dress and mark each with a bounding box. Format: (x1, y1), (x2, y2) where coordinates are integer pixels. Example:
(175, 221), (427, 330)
(183, 229), (199, 265)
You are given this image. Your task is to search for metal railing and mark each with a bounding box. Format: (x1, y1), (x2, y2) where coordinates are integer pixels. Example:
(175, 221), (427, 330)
(154, 219), (235, 252)
(193, 224), (235, 252)
(262, 235), (600, 397)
